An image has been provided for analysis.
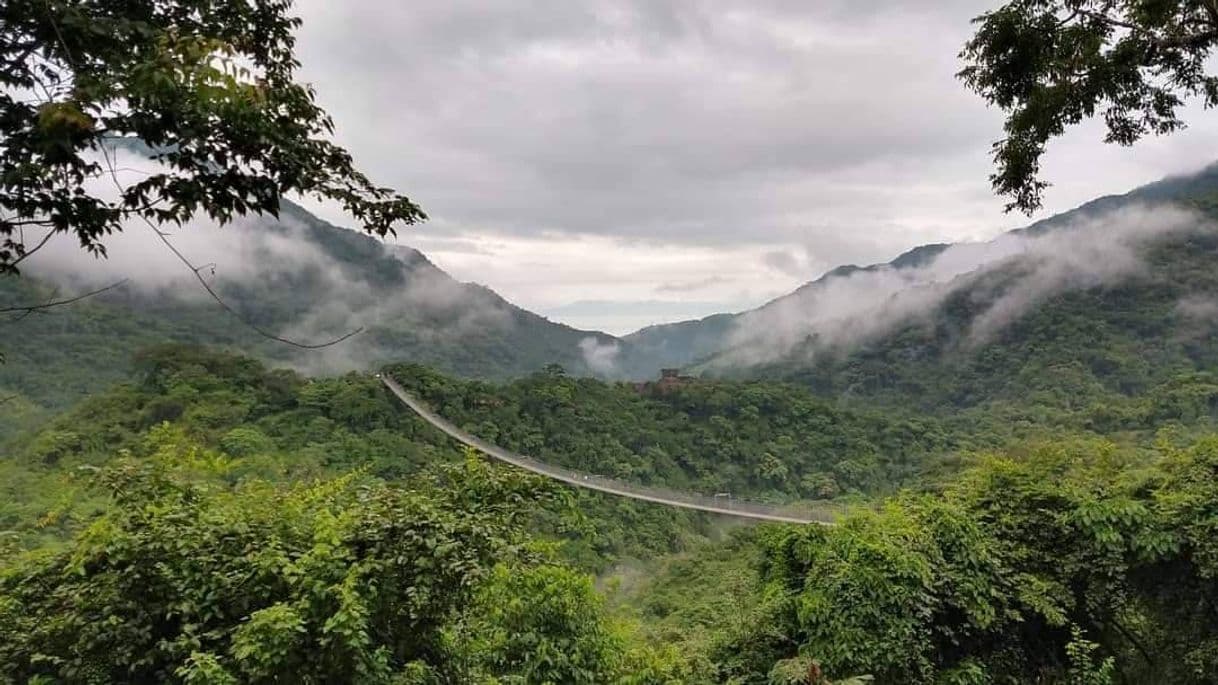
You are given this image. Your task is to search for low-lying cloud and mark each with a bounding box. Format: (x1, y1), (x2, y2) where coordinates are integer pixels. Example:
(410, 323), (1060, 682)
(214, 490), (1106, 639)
(18, 203), (520, 375)
(1175, 294), (1218, 343)
(715, 203), (1210, 367)
(579, 336), (621, 375)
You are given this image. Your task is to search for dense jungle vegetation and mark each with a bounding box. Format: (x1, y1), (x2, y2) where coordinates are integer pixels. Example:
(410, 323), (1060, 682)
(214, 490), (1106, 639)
(9, 0), (1218, 682)
(0, 347), (698, 683)
(7, 165), (1218, 683)
(6, 343), (1218, 682)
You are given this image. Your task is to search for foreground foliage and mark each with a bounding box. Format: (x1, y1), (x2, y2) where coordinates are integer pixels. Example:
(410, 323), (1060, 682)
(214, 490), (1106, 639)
(9, 346), (1218, 682)
(961, 0), (1218, 213)
(722, 437), (1218, 683)
(1, 0), (423, 274)
(0, 437), (682, 683)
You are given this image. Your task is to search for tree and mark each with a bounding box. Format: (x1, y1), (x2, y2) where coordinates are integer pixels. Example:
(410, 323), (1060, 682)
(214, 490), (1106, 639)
(0, 0), (425, 274)
(726, 437), (1218, 683)
(458, 564), (627, 684)
(959, 1), (1218, 213)
(0, 447), (563, 683)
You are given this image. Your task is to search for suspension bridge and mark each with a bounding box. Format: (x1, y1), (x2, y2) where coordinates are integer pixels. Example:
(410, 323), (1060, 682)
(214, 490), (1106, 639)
(381, 375), (834, 525)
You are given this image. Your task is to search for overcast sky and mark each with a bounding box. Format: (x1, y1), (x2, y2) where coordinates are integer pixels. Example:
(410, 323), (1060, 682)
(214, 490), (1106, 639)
(285, 0), (1218, 335)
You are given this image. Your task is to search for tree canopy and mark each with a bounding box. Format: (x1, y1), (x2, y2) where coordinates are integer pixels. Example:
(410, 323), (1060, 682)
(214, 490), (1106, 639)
(960, 0), (1218, 213)
(10, 344), (1218, 681)
(0, 0), (424, 274)
(719, 436), (1218, 683)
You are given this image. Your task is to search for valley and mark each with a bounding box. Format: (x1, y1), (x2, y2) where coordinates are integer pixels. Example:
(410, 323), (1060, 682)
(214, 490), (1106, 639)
(7, 166), (1218, 681)
(8, 2), (1218, 680)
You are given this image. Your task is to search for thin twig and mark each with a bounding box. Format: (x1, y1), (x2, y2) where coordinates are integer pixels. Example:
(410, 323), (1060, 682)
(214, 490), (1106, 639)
(41, 0), (76, 65)
(0, 279), (128, 318)
(8, 228), (57, 271)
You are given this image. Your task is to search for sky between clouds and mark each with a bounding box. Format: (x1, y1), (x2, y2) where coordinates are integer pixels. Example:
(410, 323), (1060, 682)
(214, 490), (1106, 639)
(283, 0), (1218, 334)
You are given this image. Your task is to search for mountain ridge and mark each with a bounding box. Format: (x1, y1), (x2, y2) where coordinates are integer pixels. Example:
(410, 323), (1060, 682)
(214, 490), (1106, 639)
(616, 162), (1218, 375)
(0, 198), (623, 415)
(5, 161), (1218, 422)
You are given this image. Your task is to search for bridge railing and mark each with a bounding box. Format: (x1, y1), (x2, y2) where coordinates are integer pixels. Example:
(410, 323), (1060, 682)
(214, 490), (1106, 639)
(382, 375), (834, 525)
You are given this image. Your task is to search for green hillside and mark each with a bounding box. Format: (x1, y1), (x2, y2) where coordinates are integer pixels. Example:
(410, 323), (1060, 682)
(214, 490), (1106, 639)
(387, 362), (954, 501)
(742, 202), (1218, 426)
(10, 164), (1217, 431)
(14, 0), (1218, 680)
(0, 200), (621, 419)
(617, 164), (1218, 383)
(9, 342), (1218, 681)
(0, 347), (691, 682)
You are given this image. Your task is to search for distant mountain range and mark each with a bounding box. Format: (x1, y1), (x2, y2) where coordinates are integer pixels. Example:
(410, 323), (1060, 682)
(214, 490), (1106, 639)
(5, 163), (1218, 418)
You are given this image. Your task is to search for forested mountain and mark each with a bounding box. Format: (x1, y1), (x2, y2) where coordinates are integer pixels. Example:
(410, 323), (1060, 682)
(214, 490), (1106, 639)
(743, 230), (1218, 416)
(15, 0), (1218, 681)
(388, 362), (955, 502)
(9, 163), (1218, 429)
(618, 164), (1218, 368)
(0, 200), (621, 416)
(7, 147), (1218, 685)
(615, 164), (1218, 414)
(9, 172), (1218, 680)
(723, 173), (1218, 416)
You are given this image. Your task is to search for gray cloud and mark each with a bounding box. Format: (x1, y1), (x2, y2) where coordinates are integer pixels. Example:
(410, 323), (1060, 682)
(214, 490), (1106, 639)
(547, 299), (729, 317)
(1178, 296), (1218, 323)
(19, 1), (1218, 342)
(655, 275), (731, 293)
(20, 204), (521, 375)
(1175, 295), (1218, 342)
(292, 0), (1021, 262)
(762, 250), (806, 279)
(547, 298), (743, 335)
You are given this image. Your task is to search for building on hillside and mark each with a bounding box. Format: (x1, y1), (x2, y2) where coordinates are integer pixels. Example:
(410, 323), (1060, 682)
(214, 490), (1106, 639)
(634, 368), (698, 395)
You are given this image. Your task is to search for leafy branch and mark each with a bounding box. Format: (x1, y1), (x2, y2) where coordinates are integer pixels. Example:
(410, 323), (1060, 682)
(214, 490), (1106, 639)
(960, 0), (1218, 213)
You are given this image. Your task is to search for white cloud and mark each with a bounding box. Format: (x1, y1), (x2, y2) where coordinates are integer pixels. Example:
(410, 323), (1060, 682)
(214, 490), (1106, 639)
(716, 204), (1210, 366)
(579, 336), (621, 374)
(18, 1), (1218, 342)
(395, 229), (797, 333)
